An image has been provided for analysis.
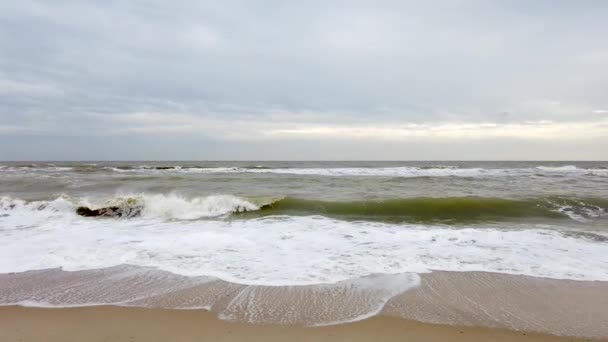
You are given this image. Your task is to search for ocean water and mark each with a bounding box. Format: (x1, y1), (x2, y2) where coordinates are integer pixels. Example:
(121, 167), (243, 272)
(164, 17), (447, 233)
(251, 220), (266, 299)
(1, 161), (608, 323)
(1, 160), (607, 282)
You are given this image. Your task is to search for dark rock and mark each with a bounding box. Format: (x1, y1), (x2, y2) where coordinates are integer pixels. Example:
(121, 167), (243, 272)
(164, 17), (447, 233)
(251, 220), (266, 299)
(76, 206), (142, 218)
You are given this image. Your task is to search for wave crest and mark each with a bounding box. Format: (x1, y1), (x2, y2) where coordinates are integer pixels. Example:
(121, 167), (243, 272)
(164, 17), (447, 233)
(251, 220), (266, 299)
(253, 196), (607, 223)
(2, 195), (606, 223)
(141, 194), (260, 220)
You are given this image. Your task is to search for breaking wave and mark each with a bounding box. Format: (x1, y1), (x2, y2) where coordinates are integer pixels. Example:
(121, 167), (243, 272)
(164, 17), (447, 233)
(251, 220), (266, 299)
(252, 196), (608, 223)
(2, 163), (607, 177)
(1, 213), (608, 283)
(0, 194), (267, 222)
(1, 194), (606, 223)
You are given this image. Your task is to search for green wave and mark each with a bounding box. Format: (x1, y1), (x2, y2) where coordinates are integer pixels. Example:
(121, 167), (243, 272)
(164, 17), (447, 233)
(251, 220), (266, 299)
(243, 196), (608, 223)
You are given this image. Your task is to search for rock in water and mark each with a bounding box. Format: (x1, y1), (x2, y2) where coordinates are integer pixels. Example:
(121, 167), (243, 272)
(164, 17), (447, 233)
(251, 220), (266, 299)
(76, 205), (142, 218)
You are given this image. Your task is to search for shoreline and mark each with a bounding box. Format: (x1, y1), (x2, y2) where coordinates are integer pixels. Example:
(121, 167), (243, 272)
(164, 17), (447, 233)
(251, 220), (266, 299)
(1, 305), (601, 342)
(2, 268), (607, 339)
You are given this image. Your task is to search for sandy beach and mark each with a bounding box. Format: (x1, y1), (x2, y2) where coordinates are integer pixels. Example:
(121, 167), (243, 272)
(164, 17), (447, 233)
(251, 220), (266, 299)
(1, 305), (601, 342)
(2, 269), (607, 340)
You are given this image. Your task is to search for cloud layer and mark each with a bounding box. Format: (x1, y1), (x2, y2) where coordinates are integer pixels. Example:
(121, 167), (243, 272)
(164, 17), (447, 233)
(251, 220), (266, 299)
(1, 1), (607, 160)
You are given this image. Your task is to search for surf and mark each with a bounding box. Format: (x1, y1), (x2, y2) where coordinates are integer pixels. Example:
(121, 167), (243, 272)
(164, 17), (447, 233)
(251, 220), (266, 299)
(2, 194), (606, 223)
(1, 214), (607, 283)
(252, 196), (608, 223)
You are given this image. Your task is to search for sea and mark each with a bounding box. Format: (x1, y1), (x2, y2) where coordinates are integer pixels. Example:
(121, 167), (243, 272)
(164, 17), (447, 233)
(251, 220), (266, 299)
(1, 161), (607, 334)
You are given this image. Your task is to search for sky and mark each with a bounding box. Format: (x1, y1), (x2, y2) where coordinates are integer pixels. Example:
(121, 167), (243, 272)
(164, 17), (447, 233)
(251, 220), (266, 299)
(0, 1), (607, 160)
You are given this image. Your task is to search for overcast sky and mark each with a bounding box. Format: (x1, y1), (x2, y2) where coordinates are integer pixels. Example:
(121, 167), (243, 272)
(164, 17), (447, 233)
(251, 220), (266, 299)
(1, 1), (607, 160)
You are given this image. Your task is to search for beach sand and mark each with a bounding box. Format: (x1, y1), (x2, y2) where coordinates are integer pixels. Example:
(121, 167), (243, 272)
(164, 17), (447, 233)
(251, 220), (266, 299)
(2, 269), (608, 340)
(0, 305), (600, 342)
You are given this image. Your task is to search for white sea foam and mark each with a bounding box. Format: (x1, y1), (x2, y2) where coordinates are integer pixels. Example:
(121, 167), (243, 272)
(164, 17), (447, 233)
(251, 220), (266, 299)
(158, 166), (495, 177)
(0, 265), (420, 326)
(0, 196), (79, 226)
(0, 166), (74, 172)
(536, 165), (580, 172)
(246, 166), (490, 177)
(0, 194), (260, 223)
(2, 164), (607, 177)
(138, 194), (259, 220)
(218, 273), (421, 325)
(102, 165), (608, 177)
(1, 198), (607, 284)
(550, 200), (607, 222)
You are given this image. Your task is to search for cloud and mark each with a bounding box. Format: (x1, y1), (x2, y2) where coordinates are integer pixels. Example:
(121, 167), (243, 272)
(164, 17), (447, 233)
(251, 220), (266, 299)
(0, 77), (64, 96)
(264, 120), (608, 140)
(0, 1), (607, 159)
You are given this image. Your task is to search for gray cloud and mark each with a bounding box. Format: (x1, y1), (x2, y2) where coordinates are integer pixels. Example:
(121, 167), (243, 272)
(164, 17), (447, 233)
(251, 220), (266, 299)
(1, 1), (607, 160)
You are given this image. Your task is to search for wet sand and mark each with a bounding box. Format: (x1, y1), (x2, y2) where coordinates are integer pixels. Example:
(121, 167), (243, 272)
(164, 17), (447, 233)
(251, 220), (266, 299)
(386, 271), (608, 339)
(2, 268), (607, 340)
(0, 305), (599, 342)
